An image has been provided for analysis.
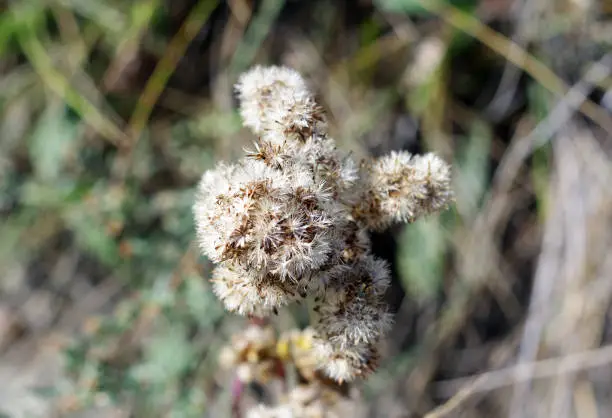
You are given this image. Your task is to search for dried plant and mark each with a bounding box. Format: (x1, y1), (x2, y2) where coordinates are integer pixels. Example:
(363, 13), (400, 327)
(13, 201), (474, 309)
(219, 325), (360, 418)
(246, 380), (358, 418)
(193, 66), (453, 383)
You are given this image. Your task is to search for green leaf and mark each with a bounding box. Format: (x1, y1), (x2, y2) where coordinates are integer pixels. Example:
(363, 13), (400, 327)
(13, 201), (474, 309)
(1, 1), (45, 56)
(130, 324), (195, 384)
(168, 389), (207, 418)
(408, 74), (441, 116)
(397, 217), (446, 302)
(31, 385), (61, 399)
(63, 208), (120, 266)
(20, 179), (86, 208)
(130, 0), (160, 29)
(55, 0), (127, 35)
(28, 104), (79, 181)
(229, 0), (285, 74)
(147, 277), (176, 307)
(183, 275), (224, 327)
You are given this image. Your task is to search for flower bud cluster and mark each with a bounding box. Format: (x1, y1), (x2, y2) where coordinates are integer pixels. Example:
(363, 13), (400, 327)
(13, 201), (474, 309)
(352, 151), (453, 231)
(220, 325), (358, 418)
(218, 324), (280, 384)
(194, 66), (453, 382)
(219, 325), (320, 384)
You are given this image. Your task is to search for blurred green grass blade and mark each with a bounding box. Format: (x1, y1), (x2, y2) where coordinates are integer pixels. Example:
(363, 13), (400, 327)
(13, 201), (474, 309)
(28, 103), (79, 181)
(110, 0), (159, 51)
(10, 2), (125, 145)
(397, 218), (447, 303)
(0, 12), (26, 57)
(55, 0), (127, 35)
(527, 81), (551, 121)
(528, 84), (552, 220)
(127, 0), (218, 143)
(14, 13), (128, 146)
(130, 0), (160, 28)
(408, 69), (445, 116)
(375, 0), (476, 16)
(230, 0), (285, 74)
(0, 1), (45, 57)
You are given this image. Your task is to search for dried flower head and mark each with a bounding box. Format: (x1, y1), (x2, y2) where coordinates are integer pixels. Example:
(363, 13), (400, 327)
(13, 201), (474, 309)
(211, 263), (296, 316)
(218, 324), (280, 384)
(292, 137), (359, 196)
(194, 159), (335, 281)
(311, 338), (380, 384)
(353, 151), (453, 231)
(195, 65), (453, 384)
(236, 66), (326, 139)
(276, 327), (320, 382)
(313, 255), (392, 349)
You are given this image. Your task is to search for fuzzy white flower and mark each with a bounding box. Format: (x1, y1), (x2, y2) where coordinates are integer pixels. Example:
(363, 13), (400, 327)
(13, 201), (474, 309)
(211, 263), (296, 316)
(353, 151), (453, 230)
(313, 255), (392, 348)
(236, 66), (325, 138)
(193, 159), (335, 281)
(312, 338), (380, 383)
(411, 152), (454, 215)
(291, 137), (359, 195)
(218, 324), (279, 383)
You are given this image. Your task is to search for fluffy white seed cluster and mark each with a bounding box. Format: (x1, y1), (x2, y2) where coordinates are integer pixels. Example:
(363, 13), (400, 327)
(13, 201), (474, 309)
(235, 66), (326, 139)
(194, 65), (453, 382)
(353, 151), (453, 231)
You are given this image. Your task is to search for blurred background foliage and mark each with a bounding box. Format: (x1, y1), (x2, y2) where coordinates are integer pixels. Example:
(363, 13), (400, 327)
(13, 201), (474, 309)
(1, 0), (612, 417)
